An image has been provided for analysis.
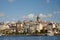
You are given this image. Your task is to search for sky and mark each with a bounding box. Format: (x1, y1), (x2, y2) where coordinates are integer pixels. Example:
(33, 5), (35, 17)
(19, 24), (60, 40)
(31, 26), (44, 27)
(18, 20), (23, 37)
(0, 0), (60, 23)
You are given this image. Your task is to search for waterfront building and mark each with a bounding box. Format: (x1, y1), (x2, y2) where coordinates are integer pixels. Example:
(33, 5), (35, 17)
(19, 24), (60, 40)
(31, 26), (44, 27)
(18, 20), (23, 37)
(36, 23), (43, 32)
(0, 24), (4, 30)
(56, 23), (60, 31)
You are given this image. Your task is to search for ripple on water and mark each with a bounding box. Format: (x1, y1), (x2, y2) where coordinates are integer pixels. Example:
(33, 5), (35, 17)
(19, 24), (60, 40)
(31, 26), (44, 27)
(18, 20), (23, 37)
(0, 36), (60, 40)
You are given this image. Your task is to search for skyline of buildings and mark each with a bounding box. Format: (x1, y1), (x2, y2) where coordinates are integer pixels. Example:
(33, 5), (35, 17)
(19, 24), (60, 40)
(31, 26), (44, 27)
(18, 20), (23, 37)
(0, 15), (60, 36)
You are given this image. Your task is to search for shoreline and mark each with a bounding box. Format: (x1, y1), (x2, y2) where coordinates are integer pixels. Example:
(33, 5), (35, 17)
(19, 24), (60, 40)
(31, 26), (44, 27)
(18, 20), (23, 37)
(1, 34), (48, 36)
(1, 33), (60, 36)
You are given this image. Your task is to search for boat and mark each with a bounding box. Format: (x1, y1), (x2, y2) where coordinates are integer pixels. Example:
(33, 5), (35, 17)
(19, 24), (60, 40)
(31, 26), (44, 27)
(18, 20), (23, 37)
(47, 31), (54, 36)
(54, 32), (60, 36)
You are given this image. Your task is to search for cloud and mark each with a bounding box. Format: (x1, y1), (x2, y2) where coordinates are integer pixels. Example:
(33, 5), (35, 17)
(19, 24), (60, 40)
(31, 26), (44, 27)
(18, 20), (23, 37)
(53, 11), (60, 14)
(27, 14), (34, 19)
(21, 13), (34, 19)
(21, 16), (27, 19)
(47, 14), (53, 17)
(12, 19), (16, 21)
(39, 14), (47, 18)
(46, 0), (50, 3)
(0, 13), (5, 17)
(39, 13), (52, 18)
(21, 13), (53, 19)
(8, 0), (14, 3)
